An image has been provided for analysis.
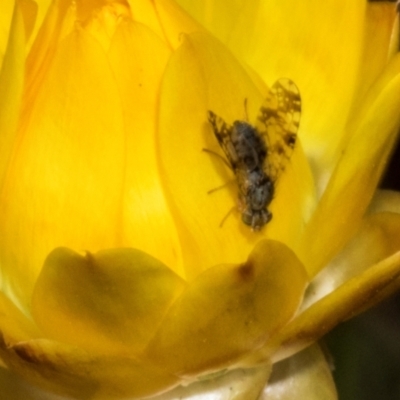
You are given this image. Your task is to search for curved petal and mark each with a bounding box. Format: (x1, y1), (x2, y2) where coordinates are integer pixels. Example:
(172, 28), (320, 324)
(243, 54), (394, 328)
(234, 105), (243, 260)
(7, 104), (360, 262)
(27, 0), (52, 50)
(79, 1), (132, 53)
(357, 2), (399, 99)
(304, 211), (400, 308)
(173, 0), (247, 44)
(261, 344), (337, 400)
(127, 0), (202, 50)
(298, 55), (400, 276)
(225, 0), (367, 173)
(0, 0), (26, 193)
(0, 0), (38, 67)
(1, 286), (179, 400)
(153, 0), (204, 49)
(24, 0), (76, 110)
(149, 365), (271, 400)
(0, 25), (128, 308)
(127, 0), (167, 41)
(262, 251), (400, 363)
(19, 0), (38, 43)
(0, 292), (41, 343)
(145, 240), (308, 376)
(0, 367), (65, 400)
(0, 339), (179, 399)
(31, 247), (186, 354)
(158, 31), (314, 278)
(368, 189), (400, 215)
(0, 0), (14, 67)
(0, 289), (179, 397)
(107, 18), (185, 276)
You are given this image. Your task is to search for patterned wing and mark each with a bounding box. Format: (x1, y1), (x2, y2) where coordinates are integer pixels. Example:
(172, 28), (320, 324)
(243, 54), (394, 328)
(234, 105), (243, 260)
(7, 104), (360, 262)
(255, 78), (301, 181)
(207, 110), (237, 169)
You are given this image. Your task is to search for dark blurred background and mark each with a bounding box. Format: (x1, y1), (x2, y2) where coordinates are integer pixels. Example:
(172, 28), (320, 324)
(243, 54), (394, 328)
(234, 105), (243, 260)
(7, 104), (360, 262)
(325, 119), (400, 398)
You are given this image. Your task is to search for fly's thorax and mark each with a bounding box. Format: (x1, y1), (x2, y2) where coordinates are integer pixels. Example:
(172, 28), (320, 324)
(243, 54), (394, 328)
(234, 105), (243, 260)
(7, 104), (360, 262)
(231, 121), (266, 153)
(232, 121), (266, 171)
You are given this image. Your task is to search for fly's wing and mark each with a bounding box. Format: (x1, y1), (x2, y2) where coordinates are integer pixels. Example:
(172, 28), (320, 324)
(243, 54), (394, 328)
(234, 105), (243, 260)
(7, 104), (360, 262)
(207, 110), (237, 169)
(255, 78), (301, 181)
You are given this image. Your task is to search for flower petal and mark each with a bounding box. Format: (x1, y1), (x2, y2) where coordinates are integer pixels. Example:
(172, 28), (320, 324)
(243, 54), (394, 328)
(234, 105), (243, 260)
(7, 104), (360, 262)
(79, 1), (132, 53)
(263, 251), (400, 363)
(368, 189), (400, 215)
(6, 288), (178, 400)
(0, 0), (37, 70)
(0, 25), (126, 308)
(152, 0), (204, 49)
(222, 0), (367, 173)
(151, 365), (272, 400)
(357, 2), (399, 99)
(31, 247), (186, 354)
(0, 292), (41, 343)
(261, 344), (337, 400)
(145, 240), (308, 376)
(24, 0), (76, 109)
(1, 273), (270, 398)
(0, 0), (14, 65)
(126, 0), (202, 50)
(106, 19), (185, 276)
(0, 339), (179, 399)
(298, 55), (400, 276)
(304, 211), (400, 308)
(0, 367), (64, 400)
(173, 0), (247, 44)
(26, 0), (52, 49)
(0, 0), (25, 190)
(158, 31), (314, 277)
(19, 0), (38, 43)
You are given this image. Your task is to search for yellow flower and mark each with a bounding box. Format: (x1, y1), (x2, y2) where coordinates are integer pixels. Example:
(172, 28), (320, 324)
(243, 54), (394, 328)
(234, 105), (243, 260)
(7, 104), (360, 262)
(0, 0), (399, 399)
